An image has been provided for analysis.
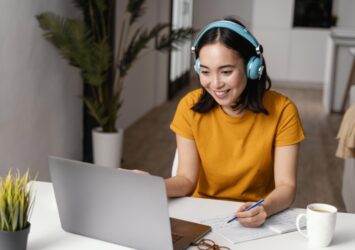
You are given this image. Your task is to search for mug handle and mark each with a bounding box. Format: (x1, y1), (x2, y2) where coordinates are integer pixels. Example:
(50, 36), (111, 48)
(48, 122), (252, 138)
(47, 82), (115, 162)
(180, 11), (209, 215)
(296, 213), (308, 238)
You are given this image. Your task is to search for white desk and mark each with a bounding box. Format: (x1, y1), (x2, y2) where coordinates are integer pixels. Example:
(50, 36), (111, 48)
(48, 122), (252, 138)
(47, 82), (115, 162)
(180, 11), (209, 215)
(28, 181), (355, 250)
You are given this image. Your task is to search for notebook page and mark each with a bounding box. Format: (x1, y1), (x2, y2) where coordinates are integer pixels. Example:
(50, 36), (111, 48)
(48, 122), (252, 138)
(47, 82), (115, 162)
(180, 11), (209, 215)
(201, 215), (275, 244)
(265, 208), (306, 234)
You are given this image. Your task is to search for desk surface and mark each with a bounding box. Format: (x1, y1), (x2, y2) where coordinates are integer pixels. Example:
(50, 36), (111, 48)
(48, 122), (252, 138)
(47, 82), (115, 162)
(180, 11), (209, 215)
(28, 181), (355, 250)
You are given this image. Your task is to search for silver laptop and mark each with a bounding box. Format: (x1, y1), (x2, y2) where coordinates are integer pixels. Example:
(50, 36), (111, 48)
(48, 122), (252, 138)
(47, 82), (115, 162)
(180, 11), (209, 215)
(48, 156), (211, 250)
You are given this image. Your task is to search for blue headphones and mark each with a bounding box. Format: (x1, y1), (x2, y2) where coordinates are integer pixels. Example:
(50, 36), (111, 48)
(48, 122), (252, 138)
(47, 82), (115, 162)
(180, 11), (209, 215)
(191, 20), (264, 80)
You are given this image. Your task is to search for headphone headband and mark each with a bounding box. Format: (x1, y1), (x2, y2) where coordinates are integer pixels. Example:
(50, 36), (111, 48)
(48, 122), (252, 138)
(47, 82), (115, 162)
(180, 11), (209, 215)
(191, 20), (264, 80)
(191, 20), (261, 53)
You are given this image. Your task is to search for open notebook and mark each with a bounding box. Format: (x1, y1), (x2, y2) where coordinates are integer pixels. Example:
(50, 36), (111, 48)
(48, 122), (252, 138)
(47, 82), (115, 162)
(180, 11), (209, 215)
(200, 208), (306, 244)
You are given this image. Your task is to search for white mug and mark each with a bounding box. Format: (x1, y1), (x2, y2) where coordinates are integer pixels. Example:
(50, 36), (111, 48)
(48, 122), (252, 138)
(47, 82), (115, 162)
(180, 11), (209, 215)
(296, 203), (337, 247)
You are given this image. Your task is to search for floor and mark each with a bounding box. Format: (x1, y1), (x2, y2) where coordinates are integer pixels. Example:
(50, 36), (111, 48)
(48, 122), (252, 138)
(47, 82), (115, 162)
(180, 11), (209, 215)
(122, 82), (346, 212)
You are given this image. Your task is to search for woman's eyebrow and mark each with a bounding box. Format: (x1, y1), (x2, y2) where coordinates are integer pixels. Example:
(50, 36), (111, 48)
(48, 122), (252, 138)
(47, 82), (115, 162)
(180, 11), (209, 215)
(219, 65), (234, 69)
(200, 64), (209, 69)
(200, 64), (234, 69)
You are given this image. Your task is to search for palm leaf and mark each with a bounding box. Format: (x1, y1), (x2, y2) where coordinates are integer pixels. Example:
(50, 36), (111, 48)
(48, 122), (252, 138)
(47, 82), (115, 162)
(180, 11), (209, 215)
(37, 12), (111, 88)
(118, 23), (169, 77)
(94, 0), (108, 13)
(81, 96), (110, 129)
(82, 40), (111, 87)
(126, 0), (146, 25)
(155, 27), (195, 51)
(36, 13), (92, 68)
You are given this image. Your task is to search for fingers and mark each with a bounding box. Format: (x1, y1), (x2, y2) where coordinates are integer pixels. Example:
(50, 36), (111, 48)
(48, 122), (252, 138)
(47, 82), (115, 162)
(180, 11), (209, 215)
(236, 204), (267, 228)
(237, 202), (253, 212)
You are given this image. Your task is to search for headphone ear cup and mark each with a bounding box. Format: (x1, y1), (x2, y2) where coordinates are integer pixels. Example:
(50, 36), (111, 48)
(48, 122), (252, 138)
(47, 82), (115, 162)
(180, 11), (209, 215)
(194, 58), (200, 75)
(246, 56), (262, 80)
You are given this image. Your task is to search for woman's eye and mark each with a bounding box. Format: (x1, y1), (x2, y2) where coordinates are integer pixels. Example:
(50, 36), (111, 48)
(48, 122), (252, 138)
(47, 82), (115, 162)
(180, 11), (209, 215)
(221, 70), (232, 75)
(200, 71), (209, 75)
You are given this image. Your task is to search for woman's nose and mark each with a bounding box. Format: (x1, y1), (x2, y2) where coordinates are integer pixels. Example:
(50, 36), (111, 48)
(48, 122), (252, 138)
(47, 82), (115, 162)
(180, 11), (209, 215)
(210, 75), (223, 89)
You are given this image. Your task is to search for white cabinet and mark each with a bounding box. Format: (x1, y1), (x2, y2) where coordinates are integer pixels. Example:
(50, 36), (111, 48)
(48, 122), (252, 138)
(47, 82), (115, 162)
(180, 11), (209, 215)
(288, 29), (329, 83)
(251, 0), (329, 86)
(252, 0), (293, 28)
(323, 28), (355, 112)
(252, 28), (291, 81)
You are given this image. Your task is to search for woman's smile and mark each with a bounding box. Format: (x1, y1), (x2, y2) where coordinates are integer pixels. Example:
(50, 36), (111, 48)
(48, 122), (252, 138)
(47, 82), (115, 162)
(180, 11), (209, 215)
(213, 89), (231, 99)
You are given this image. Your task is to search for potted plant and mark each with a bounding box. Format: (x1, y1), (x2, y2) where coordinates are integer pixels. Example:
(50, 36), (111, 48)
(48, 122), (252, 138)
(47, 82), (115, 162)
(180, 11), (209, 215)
(0, 170), (34, 250)
(36, 0), (194, 168)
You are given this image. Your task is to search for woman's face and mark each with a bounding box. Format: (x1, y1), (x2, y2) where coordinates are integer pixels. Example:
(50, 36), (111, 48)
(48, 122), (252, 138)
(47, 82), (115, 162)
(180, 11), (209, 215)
(199, 42), (247, 115)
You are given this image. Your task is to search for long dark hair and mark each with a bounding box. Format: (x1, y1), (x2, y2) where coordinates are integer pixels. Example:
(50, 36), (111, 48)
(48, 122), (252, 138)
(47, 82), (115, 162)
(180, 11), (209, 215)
(192, 18), (272, 114)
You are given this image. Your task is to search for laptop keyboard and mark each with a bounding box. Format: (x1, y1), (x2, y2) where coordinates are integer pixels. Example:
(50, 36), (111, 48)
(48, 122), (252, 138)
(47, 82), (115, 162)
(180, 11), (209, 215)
(172, 233), (183, 243)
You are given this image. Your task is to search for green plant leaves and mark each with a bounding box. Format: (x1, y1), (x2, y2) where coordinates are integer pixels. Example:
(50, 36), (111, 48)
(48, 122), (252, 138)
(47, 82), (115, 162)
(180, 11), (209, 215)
(117, 23), (194, 78)
(126, 0), (146, 25)
(156, 27), (195, 51)
(0, 170), (33, 231)
(36, 13), (110, 87)
(37, 0), (194, 133)
(82, 94), (120, 132)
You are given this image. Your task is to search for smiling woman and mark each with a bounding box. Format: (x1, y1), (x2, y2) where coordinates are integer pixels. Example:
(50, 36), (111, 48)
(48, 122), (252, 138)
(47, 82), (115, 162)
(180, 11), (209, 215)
(164, 18), (305, 228)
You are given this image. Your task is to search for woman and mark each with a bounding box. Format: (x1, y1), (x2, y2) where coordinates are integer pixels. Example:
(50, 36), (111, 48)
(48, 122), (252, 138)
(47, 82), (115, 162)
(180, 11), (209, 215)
(165, 18), (304, 227)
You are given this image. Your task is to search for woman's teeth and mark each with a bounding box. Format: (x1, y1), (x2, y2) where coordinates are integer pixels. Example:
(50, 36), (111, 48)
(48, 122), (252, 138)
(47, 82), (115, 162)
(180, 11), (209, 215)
(215, 90), (229, 98)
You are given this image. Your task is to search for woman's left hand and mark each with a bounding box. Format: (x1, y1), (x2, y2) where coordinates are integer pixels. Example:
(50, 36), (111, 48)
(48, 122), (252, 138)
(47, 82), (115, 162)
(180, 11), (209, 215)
(235, 202), (267, 227)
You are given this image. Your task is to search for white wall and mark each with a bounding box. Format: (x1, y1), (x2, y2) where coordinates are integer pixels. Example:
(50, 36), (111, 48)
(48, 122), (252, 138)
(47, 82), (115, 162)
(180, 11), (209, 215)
(251, 0), (294, 82)
(336, 0), (355, 28)
(115, 0), (170, 129)
(0, 1), (82, 180)
(193, 0), (254, 29)
(288, 29), (329, 83)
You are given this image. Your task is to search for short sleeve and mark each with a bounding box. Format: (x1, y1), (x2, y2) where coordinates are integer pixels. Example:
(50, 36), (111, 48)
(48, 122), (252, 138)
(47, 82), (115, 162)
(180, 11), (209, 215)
(275, 99), (305, 146)
(170, 94), (195, 139)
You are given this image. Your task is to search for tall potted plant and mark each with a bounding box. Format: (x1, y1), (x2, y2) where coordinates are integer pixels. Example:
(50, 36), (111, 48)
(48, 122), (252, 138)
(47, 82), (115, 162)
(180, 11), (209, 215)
(36, 0), (193, 168)
(0, 170), (34, 250)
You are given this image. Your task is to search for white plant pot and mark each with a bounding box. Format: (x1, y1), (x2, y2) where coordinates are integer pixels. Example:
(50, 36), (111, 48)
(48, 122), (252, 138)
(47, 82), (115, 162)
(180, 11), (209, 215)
(92, 127), (124, 168)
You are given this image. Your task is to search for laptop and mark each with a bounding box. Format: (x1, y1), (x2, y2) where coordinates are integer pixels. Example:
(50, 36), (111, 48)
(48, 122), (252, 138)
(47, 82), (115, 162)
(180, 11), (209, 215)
(48, 156), (211, 250)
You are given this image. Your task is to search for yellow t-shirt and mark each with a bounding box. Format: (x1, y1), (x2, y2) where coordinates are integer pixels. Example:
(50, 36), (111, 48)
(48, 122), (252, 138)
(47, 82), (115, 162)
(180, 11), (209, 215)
(170, 88), (304, 202)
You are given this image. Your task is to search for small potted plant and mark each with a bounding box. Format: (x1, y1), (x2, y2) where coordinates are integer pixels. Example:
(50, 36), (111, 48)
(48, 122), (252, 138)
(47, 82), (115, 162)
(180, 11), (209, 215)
(0, 170), (34, 250)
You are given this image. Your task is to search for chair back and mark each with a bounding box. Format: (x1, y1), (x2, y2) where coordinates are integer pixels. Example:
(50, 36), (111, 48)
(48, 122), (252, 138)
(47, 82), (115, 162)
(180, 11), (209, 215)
(171, 149), (178, 177)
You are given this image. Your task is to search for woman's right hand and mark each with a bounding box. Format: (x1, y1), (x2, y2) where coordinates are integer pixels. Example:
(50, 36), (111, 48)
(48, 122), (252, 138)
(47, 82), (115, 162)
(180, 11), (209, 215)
(235, 202), (267, 228)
